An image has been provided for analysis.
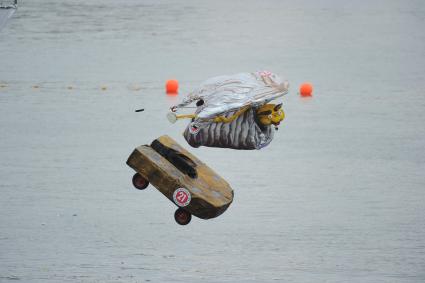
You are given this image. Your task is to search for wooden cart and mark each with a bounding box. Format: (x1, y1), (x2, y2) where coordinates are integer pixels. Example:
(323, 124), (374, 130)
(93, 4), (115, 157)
(126, 135), (234, 225)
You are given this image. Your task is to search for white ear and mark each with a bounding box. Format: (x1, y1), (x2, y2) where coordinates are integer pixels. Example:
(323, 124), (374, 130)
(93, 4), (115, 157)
(166, 112), (177, 124)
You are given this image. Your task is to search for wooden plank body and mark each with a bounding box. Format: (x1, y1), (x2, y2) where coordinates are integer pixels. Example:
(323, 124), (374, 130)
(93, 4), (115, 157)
(126, 135), (233, 219)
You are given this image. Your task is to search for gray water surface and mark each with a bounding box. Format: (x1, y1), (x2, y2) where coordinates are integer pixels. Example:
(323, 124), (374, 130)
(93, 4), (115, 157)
(1, 1), (425, 282)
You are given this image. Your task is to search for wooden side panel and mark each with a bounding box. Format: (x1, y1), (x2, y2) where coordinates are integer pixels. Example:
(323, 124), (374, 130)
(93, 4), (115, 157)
(127, 145), (183, 200)
(156, 135), (234, 204)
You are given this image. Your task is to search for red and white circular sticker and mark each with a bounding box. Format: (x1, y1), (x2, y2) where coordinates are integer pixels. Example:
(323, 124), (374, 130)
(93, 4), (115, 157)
(189, 122), (200, 135)
(173, 188), (191, 207)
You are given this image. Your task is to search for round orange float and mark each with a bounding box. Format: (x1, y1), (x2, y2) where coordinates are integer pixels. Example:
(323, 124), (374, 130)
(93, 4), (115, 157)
(166, 79), (179, 94)
(300, 83), (313, 97)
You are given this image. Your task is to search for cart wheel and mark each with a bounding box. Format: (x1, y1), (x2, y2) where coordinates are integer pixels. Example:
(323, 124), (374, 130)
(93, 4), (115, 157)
(132, 173), (149, 190)
(174, 208), (192, 225)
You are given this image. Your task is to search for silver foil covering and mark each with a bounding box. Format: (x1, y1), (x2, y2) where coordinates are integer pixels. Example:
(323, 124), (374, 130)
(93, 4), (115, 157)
(183, 108), (274, 150)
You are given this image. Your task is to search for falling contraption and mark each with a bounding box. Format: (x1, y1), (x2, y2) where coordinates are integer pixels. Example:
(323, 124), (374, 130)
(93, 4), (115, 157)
(168, 71), (289, 150)
(0, 0), (17, 31)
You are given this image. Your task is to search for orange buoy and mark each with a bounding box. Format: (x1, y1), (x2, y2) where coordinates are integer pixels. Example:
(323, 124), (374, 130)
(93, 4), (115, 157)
(300, 83), (313, 97)
(166, 79), (179, 94)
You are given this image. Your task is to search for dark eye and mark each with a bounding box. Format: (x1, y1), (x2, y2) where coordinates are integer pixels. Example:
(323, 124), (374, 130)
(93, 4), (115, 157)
(258, 110), (272, 116)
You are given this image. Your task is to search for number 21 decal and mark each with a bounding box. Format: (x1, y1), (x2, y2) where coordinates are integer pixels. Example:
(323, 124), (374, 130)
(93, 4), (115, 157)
(173, 188), (191, 207)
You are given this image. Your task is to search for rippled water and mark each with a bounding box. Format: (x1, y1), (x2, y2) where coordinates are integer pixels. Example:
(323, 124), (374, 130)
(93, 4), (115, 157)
(1, 0), (425, 282)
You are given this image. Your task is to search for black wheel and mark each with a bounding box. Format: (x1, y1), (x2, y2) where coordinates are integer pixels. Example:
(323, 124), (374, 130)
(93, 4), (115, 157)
(132, 173), (149, 190)
(174, 208), (192, 225)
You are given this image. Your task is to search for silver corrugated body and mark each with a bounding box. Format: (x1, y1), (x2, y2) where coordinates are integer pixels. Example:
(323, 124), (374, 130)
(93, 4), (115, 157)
(183, 108), (273, 150)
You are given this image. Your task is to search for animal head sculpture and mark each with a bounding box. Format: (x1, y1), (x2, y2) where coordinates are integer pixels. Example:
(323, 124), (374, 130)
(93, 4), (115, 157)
(256, 103), (285, 128)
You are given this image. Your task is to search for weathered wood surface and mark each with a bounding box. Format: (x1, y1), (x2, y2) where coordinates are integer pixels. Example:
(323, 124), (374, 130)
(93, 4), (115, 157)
(127, 135), (233, 219)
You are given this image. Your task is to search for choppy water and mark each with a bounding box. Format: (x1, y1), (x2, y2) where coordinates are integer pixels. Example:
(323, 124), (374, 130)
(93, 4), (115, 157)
(1, 0), (425, 282)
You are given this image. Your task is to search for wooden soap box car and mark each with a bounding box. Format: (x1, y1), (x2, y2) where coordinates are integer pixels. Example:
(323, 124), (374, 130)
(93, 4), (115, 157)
(126, 135), (234, 225)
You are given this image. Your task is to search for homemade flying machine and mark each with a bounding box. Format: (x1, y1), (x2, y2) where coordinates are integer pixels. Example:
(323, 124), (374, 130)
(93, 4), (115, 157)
(167, 71), (289, 150)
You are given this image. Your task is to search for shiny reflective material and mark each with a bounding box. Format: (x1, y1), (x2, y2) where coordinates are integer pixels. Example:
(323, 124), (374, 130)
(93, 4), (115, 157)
(174, 71), (288, 149)
(175, 71), (289, 122)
